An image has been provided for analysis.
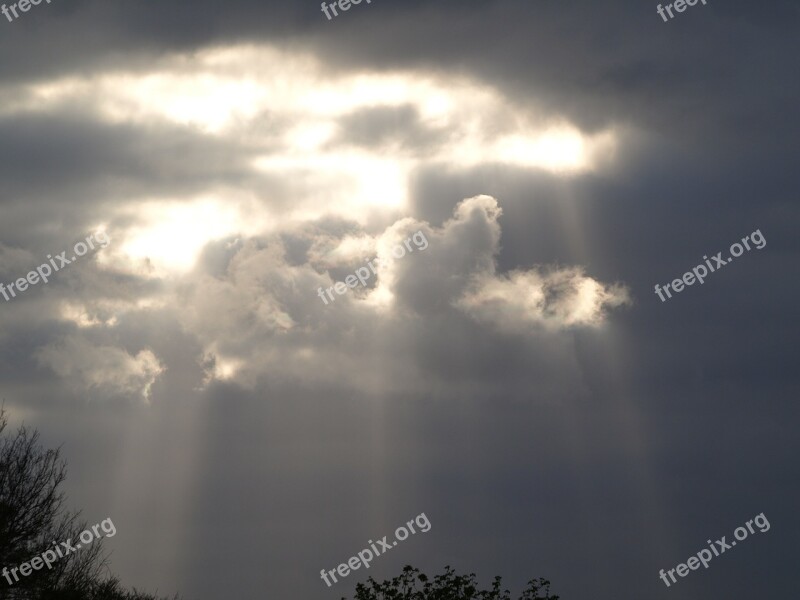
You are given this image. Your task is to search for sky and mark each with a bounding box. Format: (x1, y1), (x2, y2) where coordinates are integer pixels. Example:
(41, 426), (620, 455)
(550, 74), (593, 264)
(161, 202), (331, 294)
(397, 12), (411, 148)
(0, 0), (798, 598)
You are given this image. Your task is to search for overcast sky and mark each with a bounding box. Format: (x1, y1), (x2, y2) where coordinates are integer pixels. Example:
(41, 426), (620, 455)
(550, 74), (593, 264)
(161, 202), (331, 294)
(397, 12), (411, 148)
(0, 0), (798, 598)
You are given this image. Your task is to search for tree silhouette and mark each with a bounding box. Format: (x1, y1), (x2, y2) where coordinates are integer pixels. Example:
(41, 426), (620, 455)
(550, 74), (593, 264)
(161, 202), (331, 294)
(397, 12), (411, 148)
(0, 407), (180, 600)
(341, 565), (560, 600)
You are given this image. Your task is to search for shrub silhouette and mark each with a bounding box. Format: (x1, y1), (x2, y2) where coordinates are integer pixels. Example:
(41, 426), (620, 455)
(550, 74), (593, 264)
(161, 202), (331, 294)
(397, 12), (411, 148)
(341, 565), (560, 600)
(0, 407), (180, 600)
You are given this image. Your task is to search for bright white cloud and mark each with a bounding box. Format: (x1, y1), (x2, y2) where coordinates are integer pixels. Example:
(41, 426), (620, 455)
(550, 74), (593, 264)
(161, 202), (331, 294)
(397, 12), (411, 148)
(456, 267), (632, 331)
(6, 44), (617, 234)
(102, 196), (270, 274)
(0, 45), (630, 398)
(35, 336), (165, 401)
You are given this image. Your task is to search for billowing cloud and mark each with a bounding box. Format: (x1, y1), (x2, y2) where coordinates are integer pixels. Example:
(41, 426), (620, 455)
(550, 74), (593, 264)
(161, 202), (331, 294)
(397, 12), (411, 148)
(457, 266), (631, 331)
(35, 336), (165, 401)
(155, 194), (628, 391)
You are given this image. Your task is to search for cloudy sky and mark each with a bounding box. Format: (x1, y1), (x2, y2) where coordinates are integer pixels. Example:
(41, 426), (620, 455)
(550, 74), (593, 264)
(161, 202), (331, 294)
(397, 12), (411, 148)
(0, 0), (798, 598)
